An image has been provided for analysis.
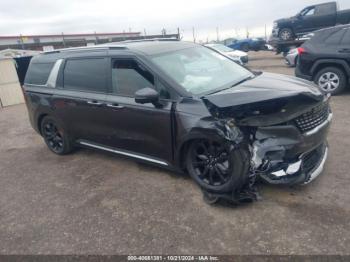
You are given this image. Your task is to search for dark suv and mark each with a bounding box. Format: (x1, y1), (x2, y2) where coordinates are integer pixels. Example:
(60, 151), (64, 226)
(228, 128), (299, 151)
(296, 25), (350, 95)
(23, 41), (331, 203)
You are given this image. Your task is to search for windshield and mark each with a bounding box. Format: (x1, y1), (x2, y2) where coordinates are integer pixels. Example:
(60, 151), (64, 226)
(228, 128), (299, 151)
(210, 44), (234, 52)
(151, 46), (253, 95)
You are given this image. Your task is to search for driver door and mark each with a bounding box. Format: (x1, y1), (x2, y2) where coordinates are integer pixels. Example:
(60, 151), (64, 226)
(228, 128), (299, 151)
(102, 57), (174, 163)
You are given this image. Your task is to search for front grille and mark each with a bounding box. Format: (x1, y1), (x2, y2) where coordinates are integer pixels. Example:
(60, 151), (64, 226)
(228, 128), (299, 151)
(294, 102), (330, 133)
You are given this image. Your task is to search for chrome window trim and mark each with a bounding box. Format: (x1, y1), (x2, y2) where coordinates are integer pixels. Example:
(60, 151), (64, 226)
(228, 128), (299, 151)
(46, 59), (63, 88)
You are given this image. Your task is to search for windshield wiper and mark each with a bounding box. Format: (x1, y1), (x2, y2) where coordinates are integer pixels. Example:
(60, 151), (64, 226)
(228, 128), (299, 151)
(204, 75), (255, 96)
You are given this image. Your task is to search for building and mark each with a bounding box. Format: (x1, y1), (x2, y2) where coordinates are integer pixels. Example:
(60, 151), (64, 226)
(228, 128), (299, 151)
(0, 32), (142, 51)
(0, 49), (40, 59)
(0, 58), (25, 107)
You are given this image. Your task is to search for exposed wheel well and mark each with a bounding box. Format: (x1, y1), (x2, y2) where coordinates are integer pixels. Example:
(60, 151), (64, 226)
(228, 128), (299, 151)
(37, 114), (48, 135)
(178, 139), (194, 170)
(312, 63), (347, 81)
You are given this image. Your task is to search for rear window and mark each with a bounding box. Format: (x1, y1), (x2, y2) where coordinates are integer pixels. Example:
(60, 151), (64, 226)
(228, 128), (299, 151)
(63, 58), (107, 93)
(24, 63), (54, 85)
(315, 3), (335, 15)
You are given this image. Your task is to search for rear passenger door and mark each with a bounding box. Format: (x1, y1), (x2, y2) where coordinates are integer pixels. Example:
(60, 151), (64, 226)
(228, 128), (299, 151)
(102, 57), (174, 163)
(53, 57), (110, 144)
(338, 28), (350, 59)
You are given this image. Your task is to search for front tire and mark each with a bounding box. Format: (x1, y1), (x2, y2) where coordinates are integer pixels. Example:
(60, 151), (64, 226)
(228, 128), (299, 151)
(186, 139), (249, 194)
(40, 116), (74, 155)
(279, 28), (294, 41)
(314, 67), (347, 95)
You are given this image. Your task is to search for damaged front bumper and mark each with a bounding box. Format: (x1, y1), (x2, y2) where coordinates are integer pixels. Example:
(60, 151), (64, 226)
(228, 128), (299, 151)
(259, 143), (328, 185)
(251, 111), (332, 185)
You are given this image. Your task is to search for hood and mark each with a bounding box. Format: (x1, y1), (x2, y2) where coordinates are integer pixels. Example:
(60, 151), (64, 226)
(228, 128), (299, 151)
(202, 72), (327, 126)
(204, 72), (323, 109)
(275, 16), (296, 24)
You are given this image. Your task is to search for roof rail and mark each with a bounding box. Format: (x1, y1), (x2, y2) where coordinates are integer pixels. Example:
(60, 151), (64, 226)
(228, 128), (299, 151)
(119, 38), (179, 44)
(42, 45), (127, 55)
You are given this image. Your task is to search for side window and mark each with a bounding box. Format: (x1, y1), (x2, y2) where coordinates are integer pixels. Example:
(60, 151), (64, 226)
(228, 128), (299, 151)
(302, 7), (315, 16)
(25, 63), (54, 85)
(325, 29), (346, 45)
(111, 59), (155, 97)
(341, 29), (350, 45)
(63, 58), (107, 93)
(315, 4), (334, 15)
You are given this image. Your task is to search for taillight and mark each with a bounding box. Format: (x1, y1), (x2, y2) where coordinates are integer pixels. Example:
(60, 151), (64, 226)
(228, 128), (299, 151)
(297, 47), (306, 55)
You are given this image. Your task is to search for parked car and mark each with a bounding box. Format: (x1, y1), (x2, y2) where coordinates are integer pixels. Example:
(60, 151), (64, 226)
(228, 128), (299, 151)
(23, 41), (331, 204)
(205, 44), (248, 65)
(228, 38), (266, 52)
(296, 25), (350, 95)
(273, 1), (350, 41)
(285, 48), (299, 67)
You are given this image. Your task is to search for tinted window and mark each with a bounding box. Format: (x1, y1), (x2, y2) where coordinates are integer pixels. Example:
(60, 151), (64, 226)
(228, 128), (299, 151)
(25, 63), (54, 85)
(315, 3), (334, 15)
(341, 29), (350, 45)
(325, 29), (346, 45)
(111, 59), (154, 97)
(63, 58), (107, 93)
(302, 7), (315, 16)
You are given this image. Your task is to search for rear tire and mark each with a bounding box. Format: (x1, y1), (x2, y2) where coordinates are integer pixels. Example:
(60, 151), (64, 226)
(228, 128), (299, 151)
(186, 139), (249, 194)
(40, 116), (74, 155)
(314, 67), (347, 95)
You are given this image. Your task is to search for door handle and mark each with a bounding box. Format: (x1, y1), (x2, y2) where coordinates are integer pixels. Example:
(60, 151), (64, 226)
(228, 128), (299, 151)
(106, 103), (124, 109)
(87, 100), (103, 106)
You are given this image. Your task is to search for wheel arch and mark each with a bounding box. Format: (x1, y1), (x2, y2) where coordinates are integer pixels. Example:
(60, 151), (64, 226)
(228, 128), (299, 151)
(37, 113), (49, 135)
(311, 59), (350, 80)
(175, 131), (226, 170)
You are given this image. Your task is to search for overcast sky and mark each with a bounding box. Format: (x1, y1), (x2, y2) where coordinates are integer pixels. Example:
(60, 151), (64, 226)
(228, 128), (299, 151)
(1, 0), (350, 41)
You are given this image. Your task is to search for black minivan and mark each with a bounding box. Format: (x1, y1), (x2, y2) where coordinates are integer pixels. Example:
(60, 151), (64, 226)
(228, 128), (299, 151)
(23, 41), (331, 203)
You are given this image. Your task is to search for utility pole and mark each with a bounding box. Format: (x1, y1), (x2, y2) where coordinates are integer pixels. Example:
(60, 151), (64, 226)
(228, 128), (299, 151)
(177, 27), (180, 40)
(192, 27), (196, 43)
(19, 34), (25, 50)
(144, 28), (147, 38)
(94, 31), (98, 44)
(216, 27), (219, 42)
(62, 32), (66, 48)
(265, 24), (267, 40)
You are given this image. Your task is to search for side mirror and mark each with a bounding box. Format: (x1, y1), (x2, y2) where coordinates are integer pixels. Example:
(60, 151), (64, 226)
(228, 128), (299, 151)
(135, 87), (159, 105)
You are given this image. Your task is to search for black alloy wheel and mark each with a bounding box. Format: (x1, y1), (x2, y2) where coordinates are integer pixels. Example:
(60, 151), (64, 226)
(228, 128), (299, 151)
(41, 116), (73, 155)
(186, 139), (250, 194)
(189, 140), (231, 187)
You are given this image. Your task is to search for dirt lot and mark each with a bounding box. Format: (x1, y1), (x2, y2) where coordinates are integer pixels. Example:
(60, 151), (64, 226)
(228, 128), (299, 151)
(1, 51), (350, 255)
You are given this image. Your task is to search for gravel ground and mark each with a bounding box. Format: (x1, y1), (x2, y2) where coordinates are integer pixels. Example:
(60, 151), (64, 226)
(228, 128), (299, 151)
(0, 51), (349, 255)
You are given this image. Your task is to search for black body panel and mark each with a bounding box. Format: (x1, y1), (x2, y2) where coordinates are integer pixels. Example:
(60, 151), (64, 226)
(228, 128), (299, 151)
(22, 41), (331, 186)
